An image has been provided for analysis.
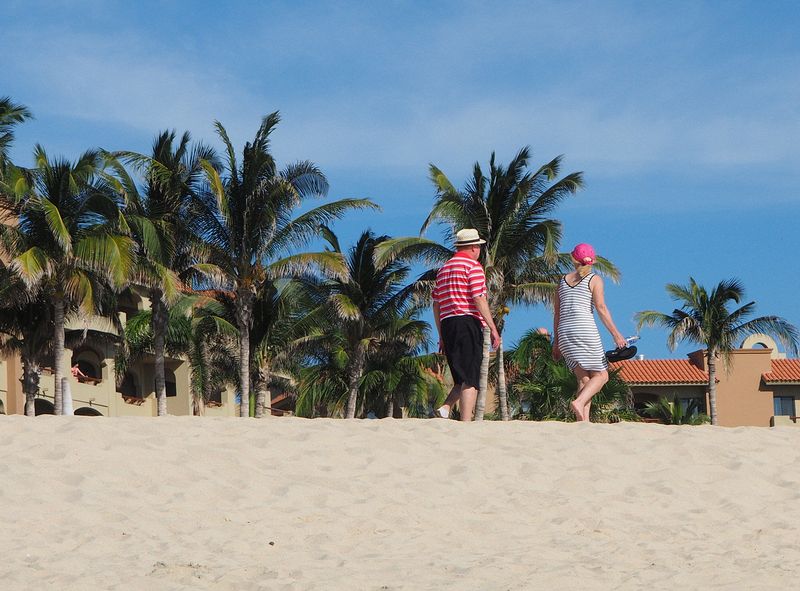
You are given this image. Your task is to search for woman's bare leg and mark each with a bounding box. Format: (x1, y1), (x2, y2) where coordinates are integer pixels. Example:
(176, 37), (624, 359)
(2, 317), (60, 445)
(571, 368), (609, 422)
(570, 370), (591, 421)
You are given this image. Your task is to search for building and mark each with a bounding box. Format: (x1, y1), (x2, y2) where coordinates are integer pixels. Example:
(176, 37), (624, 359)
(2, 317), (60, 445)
(613, 334), (800, 427)
(0, 288), (238, 417)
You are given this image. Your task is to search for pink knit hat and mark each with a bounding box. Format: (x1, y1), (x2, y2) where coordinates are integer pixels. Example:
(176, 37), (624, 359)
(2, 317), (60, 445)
(571, 243), (596, 265)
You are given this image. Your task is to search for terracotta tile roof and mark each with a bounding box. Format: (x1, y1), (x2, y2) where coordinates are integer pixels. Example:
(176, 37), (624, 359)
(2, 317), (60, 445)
(610, 359), (708, 385)
(762, 359), (800, 383)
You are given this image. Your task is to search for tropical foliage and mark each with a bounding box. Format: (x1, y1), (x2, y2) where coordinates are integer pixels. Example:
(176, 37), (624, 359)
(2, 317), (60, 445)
(6, 94), (794, 426)
(642, 395), (710, 425)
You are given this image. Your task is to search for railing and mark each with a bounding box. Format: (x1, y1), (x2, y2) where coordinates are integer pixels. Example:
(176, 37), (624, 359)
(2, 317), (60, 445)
(76, 375), (102, 385)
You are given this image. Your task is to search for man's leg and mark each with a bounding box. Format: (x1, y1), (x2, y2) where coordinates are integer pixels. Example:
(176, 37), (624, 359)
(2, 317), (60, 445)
(436, 384), (462, 418)
(458, 386), (477, 422)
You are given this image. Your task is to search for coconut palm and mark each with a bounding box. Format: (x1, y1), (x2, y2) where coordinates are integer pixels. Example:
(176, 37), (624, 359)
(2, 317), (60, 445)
(635, 278), (799, 425)
(376, 147), (617, 419)
(0, 146), (135, 413)
(311, 229), (422, 418)
(294, 310), (443, 419)
(359, 317), (444, 418)
(108, 130), (218, 415)
(197, 113), (376, 416)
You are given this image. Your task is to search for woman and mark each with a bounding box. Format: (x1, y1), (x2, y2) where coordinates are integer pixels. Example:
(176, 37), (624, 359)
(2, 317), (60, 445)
(553, 243), (626, 422)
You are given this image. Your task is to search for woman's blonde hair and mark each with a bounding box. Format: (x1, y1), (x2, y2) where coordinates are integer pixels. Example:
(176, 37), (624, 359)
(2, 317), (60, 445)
(573, 260), (593, 278)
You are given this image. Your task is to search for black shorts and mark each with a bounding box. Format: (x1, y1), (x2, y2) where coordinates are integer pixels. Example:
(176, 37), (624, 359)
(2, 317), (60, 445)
(441, 315), (483, 388)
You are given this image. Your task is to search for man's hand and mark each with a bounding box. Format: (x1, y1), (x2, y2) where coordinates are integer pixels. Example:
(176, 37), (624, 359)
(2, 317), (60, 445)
(438, 339), (445, 354)
(490, 328), (501, 350)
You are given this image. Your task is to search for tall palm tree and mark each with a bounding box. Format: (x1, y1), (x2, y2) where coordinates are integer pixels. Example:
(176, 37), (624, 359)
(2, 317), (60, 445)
(197, 113), (375, 416)
(312, 229), (421, 418)
(0, 146), (135, 414)
(376, 147), (617, 419)
(635, 278), (799, 425)
(109, 130), (218, 415)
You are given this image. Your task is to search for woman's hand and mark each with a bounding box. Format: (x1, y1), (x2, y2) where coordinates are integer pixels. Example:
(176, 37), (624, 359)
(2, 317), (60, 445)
(613, 334), (627, 349)
(552, 344), (562, 361)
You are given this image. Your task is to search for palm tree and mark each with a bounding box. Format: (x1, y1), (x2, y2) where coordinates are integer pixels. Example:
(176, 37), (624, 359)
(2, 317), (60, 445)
(376, 147), (617, 419)
(0, 269), (53, 416)
(197, 112), (376, 416)
(314, 229), (422, 418)
(359, 317), (444, 418)
(0, 146), (135, 414)
(108, 130), (218, 415)
(294, 306), (443, 419)
(635, 278), (799, 425)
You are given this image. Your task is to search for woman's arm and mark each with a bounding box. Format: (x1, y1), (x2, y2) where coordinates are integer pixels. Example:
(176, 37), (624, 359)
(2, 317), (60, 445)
(589, 275), (626, 348)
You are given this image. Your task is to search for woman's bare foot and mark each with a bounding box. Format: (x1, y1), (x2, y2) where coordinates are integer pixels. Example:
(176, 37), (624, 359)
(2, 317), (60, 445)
(570, 400), (585, 422)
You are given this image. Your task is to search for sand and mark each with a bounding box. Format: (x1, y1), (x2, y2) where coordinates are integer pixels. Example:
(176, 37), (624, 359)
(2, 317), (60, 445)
(1, 416), (799, 590)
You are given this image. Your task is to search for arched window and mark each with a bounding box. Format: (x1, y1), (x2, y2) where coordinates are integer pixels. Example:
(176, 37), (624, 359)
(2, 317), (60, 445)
(32, 398), (55, 415)
(71, 348), (102, 382)
(75, 407), (103, 416)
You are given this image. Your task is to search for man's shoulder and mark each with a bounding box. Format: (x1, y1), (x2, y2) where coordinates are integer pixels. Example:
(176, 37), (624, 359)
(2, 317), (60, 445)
(442, 255), (481, 269)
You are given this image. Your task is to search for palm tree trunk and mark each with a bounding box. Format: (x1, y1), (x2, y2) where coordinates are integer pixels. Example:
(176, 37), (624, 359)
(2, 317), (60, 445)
(52, 295), (65, 415)
(474, 325), (491, 420)
(21, 356), (40, 417)
(151, 289), (168, 417)
(236, 290), (254, 418)
(386, 398), (394, 419)
(197, 339), (212, 416)
(497, 344), (509, 420)
(707, 351), (718, 426)
(255, 364), (270, 418)
(345, 344), (366, 419)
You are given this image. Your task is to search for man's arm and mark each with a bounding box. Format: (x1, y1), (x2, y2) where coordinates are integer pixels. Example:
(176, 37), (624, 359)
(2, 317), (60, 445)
(473, 295), (501, 349)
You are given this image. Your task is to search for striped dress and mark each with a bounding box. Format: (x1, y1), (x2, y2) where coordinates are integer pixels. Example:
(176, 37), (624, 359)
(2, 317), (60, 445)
(556, 272), (608, 371)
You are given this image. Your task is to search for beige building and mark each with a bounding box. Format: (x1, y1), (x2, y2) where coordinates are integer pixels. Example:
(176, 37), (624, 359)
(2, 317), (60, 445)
(615, 335), (800, 427)
(0, 288), (237, 417)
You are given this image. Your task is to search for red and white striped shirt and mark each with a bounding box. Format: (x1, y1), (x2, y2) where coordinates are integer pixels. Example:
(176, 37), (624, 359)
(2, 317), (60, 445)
(432, 252), (487, 324)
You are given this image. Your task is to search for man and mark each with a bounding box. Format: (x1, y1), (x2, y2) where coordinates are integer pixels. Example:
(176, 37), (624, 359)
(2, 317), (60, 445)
(431, 228), (501, 421)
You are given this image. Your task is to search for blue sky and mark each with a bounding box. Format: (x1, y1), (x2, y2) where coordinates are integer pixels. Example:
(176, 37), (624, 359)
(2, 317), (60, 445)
(3, 0), (800, 359)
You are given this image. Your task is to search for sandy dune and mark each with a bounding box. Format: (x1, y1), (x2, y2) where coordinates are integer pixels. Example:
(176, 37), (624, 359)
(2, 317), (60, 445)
(1, 416), (799, 590)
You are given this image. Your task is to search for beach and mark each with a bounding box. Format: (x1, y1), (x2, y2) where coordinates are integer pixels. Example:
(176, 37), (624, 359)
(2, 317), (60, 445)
(1, 416), (799, 590)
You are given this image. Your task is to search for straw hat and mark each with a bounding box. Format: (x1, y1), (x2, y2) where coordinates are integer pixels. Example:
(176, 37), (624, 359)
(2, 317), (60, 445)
(454, 228), (486, 246)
